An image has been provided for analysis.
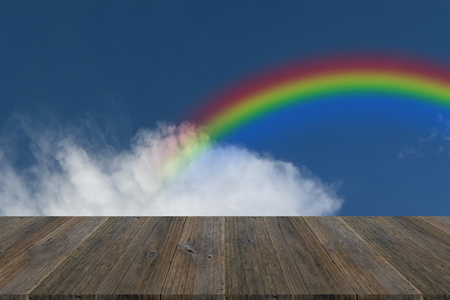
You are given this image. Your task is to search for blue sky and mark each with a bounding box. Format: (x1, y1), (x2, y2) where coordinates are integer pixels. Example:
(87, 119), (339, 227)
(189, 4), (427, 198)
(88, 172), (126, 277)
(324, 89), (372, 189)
(1, 1), (449, 215)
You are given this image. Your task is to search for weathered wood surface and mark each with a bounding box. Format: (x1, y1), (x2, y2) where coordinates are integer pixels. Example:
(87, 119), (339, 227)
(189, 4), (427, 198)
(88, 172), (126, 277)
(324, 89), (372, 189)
(342, 217), (450, 300)
(0, 217), (447, 300)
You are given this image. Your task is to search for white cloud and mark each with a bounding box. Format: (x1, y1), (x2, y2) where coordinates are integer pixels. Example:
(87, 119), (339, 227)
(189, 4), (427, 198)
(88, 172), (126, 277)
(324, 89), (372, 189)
(0, 120), (343, 216)
(398, 146), (422, 159)
(418, 128), (439, 143)
(398, 114), (450, 159)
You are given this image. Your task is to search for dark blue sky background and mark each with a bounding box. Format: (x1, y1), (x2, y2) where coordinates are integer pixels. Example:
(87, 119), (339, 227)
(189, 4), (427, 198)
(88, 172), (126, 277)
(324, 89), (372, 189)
(1, 1), (450, 215)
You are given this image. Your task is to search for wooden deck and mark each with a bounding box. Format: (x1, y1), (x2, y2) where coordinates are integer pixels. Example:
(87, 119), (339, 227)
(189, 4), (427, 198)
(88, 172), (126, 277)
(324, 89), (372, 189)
(0, 217), (449, 300)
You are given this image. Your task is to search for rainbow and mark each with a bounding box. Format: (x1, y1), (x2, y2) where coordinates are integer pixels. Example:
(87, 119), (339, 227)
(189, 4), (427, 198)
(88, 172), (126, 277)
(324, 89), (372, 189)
(165, 54), (450, 179)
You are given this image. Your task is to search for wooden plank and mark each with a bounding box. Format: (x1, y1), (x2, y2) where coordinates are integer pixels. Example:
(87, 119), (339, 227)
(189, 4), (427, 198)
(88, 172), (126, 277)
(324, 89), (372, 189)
(225, 217), (290, 300)
(95, 217), (186, 299)
(94, 216), (163, 296)
(30, 217), (147, 300)
(342, 216), (449, 300)
(0, 217), (28, 236)
(0, 217), (69, 269)
(264, 217), (356, 299)
(0, 217), (107, 300)
(380, 217), (450, 262)
(161, 217), (225, 300)
(419, 217), (450, 235)
(303, 217), (422, 300)
(0, 217), (45, 243)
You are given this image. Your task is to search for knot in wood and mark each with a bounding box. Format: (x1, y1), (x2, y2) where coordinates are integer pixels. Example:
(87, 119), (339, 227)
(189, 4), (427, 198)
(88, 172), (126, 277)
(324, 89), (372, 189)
(180, 243), (198, 257)
(207, 254), (212, 259)
(148, 251), (157, 259)
(0, 251), (4, 256)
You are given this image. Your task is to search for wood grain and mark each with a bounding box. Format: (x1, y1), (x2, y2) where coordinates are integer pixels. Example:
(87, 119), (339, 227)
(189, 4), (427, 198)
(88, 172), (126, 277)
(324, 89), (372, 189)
(0, 217), (30, 237)
(30, 217), (146, 300)
(1, 217), (107, 299)
(342, 216), (450, 300)
(0, 217), (68, 269)
(380, 217), (450, 262)
(0, 217), (46, 244)
(162, 217), (225, 300)
(96, 217), (186, 299)
(304, 217), (422, 300)
(225, 217), (290, 300)
(419, 217), (450, 235)
(264, 217), (356, 299)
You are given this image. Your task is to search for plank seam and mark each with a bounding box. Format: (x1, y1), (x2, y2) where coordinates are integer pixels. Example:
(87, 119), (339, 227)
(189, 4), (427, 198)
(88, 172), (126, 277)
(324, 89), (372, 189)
(417, 216), (450, 238)
(387, 217), (450, 261)
(94, 216), (156, 295)
(0, 217), (45, 243)
(341, 217), (425, 298)
(159, 217), (188, 299)
(235, 217), (252, 298)
(253, 217), (281, 297)
(21, 217), (76, 298)
(302, 217), (359, 296)
(376, 217), (450, 275)
(0, 217), (74, 299)
(262, 217), (301, 295)
(0, 217), (62, 270)
(27, 217), (110, 299)
(224, 217), (233, 298)
(0, 217), (24, 237)
(225, 217), (250, 298)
